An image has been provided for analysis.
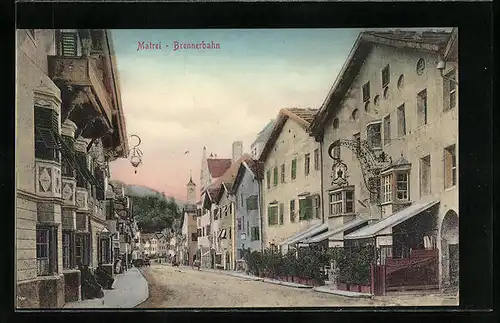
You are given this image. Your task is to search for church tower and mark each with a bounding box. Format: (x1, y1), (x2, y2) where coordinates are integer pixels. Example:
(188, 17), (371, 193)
(187, 170), (196, 204)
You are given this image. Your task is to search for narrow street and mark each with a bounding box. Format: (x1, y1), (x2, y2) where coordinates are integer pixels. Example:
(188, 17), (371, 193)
(138, 264), (396, 308)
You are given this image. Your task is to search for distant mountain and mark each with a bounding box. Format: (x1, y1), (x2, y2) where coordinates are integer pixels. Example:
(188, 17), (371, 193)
(124, 184), (187, 208)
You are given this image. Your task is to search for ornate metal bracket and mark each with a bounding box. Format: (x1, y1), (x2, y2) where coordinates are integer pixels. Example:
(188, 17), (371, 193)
(129, 134), (143, 174)
(327, 139), (392, 195)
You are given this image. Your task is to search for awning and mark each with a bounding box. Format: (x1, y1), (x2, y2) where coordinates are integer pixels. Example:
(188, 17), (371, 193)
(344, 200), (440, 240)
(280, 222), (328, 247)
(300, 217), (370, 244)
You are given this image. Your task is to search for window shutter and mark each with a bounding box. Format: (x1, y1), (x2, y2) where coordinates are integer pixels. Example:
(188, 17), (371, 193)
(279, 203), (284, 224)
(61, 32), (78, 56)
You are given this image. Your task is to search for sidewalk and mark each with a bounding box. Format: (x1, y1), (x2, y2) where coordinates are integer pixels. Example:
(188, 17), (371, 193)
(63, 267), (148, 308)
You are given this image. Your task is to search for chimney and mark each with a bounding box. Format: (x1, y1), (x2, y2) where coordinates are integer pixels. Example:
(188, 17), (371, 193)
(232, 141), (243, 162)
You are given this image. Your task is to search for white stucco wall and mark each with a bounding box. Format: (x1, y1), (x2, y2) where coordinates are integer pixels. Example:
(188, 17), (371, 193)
(262, 118), (322, 247)
(320, 43), (458, 239)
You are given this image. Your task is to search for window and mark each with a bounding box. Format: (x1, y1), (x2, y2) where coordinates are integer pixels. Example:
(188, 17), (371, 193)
(312, 195), (321, 219)
(237, 218), (242, 230)
(416, 58), (425, 75)
(298, 197), (313, 220)
(60, 32), (78, 57)
(304, 153), (310, 176)
(396, 173), (409, 201)
(37, 227), (57, 276)
(289, 200), (296, 222)
(417, 89), (428, 126)
(62, 231), (75, 270)
(383, 115), (391, 145)
(75, 233), (90, 267)
(382, 174), (393, 203)
(279, 203), (284, 225)
(247, 221), (250, 236)
(99, 237), (111, 263)
(34, 106), (60, 162)
(333, 118), (340, 130)
(328, 188), (354, 216)
(268, 204), (279, 225)
(331, 145), (341, 160)
(368, 177), (379, 203)
(202, 227), (205, 236)
(280, 164), (285, 183)
(444, 145), (457, 188)
(351, 109), (359, 121)
(353, 133), (361, 154)
(444, 69), (457, 111)
(382, 65), (390, 88)
(266, 170), (271, 189)
(191, 233), (197, 241)
(291, 158), (297, 180)
(314, 149), (319, 170)
(367, 121), (382, 149)
(420, 155), (431, 196)
(397, 74), (404, 90)
(273, 166), (278, 186)
(246, 195), (258, 211)
(251, 227), (260, 241)
(397, 104), (406, 137)
(362, 82), (370, 102)
(240, 193), (244, 207)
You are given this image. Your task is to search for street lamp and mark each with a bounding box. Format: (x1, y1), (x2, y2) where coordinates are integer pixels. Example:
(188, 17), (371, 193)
(129, 134), (143, 174)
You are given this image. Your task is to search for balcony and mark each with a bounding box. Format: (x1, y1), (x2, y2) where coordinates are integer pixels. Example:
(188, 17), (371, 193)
(35, 160), (62, 199)
(48, 56), (113, 135)
(61, 177), (76, 206)
(75, 187), (89, 212)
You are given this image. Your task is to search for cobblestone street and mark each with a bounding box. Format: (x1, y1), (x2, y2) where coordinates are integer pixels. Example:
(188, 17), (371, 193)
(137, 264), (456, 308)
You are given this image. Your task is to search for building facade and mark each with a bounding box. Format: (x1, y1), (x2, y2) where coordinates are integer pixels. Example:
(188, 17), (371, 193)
(308, 29), (458, 291)
(16, 29), (128, 308)
(232, 159), (264, 262)
(258, 108), (325, 253)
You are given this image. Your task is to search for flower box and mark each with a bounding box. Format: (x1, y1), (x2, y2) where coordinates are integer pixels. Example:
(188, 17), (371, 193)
(349, 284), (361, 292)
(360, 285), (371, 294)
(337, 283), (348, 291)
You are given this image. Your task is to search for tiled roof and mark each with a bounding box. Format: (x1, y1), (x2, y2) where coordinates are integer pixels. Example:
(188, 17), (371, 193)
(244, 159), (264, 180)
(309, 29), (454, 137)
(252, 119), (275, 145)
(285, 107), (319, 124)
(364, 30), (451, 48)
(207, 187), (220, 201)
(207, 158), (232, 178)
(258, 108), (318, 162)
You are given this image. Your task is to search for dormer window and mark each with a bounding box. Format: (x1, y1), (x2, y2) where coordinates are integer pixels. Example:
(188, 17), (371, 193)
(380, 156), (411, 204)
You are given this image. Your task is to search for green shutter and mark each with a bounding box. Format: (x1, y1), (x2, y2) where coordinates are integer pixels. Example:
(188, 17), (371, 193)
(291, 159), (297, 179)
(305, 197), (313, 219)
(61, 32), (77, 56)
(273, 167), (278, 186)
(279, 203), (284, 225)
(266, 171), (271, 189)
(298, 199), (305, 220)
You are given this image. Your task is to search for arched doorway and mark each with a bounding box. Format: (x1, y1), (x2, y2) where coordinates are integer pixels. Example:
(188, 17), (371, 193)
(440, 210), (459, 291)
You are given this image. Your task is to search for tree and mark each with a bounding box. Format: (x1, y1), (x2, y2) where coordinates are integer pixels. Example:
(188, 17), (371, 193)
(131, 194), (182, 233)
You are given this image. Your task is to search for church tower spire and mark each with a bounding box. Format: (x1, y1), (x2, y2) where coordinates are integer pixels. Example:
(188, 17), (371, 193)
(186, 169), (196, 204)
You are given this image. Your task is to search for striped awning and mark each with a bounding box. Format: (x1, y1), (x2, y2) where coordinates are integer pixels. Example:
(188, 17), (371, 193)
(300, 218), (370, 244)
(280, 222), (328, 247)
(345, 200), (440, 240)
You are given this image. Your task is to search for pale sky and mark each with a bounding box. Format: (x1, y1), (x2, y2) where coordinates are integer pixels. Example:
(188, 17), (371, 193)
(107, 28), (413, 201)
